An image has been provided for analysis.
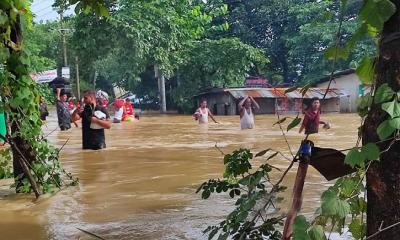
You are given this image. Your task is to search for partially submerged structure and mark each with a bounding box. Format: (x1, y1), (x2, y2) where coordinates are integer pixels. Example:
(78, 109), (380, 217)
(315, 69), (371, 112)
(195, 87), (347, 115)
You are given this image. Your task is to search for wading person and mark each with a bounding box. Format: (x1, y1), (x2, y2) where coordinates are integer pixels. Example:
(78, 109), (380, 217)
(193, 99), (218, 124)
(112, 99), (124, 123)
(122, 98), (134, 121)
(72, 90), (111, 150)
(299, 97), (330, 135)
(56, 89), (71, 131)
(39, 96), (49, 121)
(238, 96), (260, 129)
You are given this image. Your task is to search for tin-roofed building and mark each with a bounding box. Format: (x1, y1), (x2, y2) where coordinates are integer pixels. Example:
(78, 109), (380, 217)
(315, 69), (371, 112)
(195, 87), (348, 115)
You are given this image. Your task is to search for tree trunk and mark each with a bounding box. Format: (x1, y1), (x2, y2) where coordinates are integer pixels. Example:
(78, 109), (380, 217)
(363, 1), (400, 238)
(154, 65), (167, 113)
(8, 15), (40, 197)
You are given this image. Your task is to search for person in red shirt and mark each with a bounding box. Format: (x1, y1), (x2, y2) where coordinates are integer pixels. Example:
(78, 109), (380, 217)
(122, 98), (134, 121)
(299, 97), (330, 135)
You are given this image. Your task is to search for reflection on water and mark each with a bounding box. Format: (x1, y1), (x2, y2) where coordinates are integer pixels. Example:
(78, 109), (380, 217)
(0, 113), (360, 239)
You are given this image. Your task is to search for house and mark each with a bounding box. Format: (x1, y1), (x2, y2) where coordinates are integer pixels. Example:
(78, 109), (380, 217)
(315, 69), (370, 112)
(195, 87), (347, 115)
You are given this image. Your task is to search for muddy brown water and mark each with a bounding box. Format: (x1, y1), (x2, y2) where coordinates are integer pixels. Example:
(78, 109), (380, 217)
(0, 113), (360, 239)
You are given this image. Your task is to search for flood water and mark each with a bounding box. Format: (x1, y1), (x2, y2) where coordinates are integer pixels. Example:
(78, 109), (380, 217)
(0, 113), (361, 239)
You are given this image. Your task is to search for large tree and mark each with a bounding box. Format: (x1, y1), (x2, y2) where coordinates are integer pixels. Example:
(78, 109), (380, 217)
(208, 0), (373, 84)
(68, 0), (266, 110)
(363, 0), (400, 238)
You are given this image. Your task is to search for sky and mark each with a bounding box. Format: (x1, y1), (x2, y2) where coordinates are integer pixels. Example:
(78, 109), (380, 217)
(31, 0), (75, 22)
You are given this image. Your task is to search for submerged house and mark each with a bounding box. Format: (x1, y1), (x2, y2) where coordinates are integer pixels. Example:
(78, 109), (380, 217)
(195, 87), (348, 115)
(315, 69), (371, 112)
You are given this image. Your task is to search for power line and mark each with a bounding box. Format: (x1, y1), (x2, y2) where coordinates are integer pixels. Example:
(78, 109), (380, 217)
(33, 4), (54, 14)
(35, 10), (57, 19)
(31, 1), (49, 8)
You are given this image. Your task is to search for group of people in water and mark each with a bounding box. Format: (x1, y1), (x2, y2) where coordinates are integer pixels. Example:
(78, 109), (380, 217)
(39, 89), (139, 150)
(38, 89), (329, 151)
(193, 96), (330, 134)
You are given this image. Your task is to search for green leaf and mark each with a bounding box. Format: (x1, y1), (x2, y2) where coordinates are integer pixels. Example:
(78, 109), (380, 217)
(243, 199), (256, 211)
(285, 86), (298, 94)
(292, 215), (311, 240)
(229, 189), (235, 198)
(209, 228), (219, 240)
(273, 117), (287, 126)
(321, 190), (351, 218)
(236, 210), (248, 222)
(202, 190), (211, 199)
(300, 83), (312, 97)
(359, 0), (396, 31)
(324, 45), (349, 60)
(389, 117), (400, 129)
(307, 225), (327, 240)
(361, 143), (380, 161)
(350, 197), (367, 215)
(356, 57), (374, 84)
(377, 119), (396, 140)
(374, 83), (395, 104)
(344, 148), (364, 168)
(340, 178), (360, 198)
(349, 219), (366, 240)
(382, 99), (400, 118)
(267, 152), (279, 160)
(217, 233), (228, 240)
(98, 5), (109, 17)
(0, 48), (10, 63)
(255, 148), (271, 157)
(287, 116), (302, 132)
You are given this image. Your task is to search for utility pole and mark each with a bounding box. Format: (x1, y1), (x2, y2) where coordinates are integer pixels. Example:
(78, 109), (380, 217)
(59, 10), (67, 67)
(75, 56), (80, 100)
(154, 65), (167, 113)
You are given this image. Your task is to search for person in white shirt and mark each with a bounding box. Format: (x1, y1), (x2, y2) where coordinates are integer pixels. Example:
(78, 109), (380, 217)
(238, 96), (260, 129)
(193, 99), (218, 124)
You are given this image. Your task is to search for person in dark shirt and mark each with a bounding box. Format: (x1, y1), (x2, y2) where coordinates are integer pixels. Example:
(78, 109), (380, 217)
(299, 97), (329, 135)
(71, 90), (111, 150)
(56, 89), (71, 131)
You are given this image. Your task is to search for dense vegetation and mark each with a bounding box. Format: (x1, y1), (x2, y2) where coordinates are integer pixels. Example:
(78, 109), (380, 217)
(28, 0), (375, 112)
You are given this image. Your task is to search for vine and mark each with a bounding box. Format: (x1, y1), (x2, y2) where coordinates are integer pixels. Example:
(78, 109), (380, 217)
(0, 0), (108, 197)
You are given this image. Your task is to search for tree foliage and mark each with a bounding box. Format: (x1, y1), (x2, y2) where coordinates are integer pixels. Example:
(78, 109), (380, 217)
(67, 0), (266, 107)
(208, 0), (375, 84)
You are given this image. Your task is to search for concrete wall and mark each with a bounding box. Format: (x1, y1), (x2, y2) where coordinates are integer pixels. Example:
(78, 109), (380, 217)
(316, 73), (367, 112)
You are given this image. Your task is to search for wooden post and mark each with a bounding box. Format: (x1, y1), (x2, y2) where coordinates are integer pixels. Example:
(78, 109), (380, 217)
(282, 156), (310, 240)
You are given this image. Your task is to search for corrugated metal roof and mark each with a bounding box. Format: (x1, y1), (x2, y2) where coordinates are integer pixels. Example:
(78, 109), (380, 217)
(224, 88), (348, 99)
